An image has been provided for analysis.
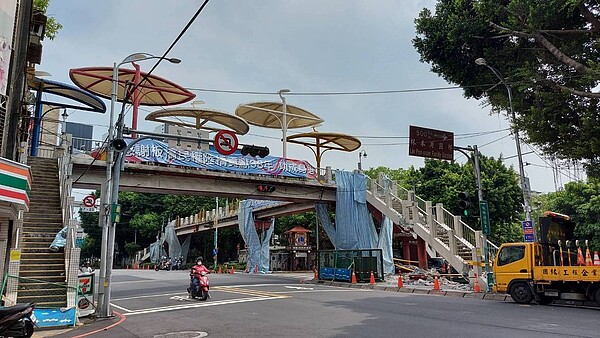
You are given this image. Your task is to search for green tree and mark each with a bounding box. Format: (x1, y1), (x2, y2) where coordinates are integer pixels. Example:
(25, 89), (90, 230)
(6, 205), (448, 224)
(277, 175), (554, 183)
(413, 1), (600, 177)
(33, 0), (62, 40)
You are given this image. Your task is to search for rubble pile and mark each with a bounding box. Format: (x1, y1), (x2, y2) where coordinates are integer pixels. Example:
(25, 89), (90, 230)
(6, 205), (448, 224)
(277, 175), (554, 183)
(389, 264), (472, 291)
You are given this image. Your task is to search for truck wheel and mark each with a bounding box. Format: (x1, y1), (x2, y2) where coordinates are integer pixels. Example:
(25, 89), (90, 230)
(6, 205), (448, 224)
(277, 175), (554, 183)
(510, 282), (533, 304)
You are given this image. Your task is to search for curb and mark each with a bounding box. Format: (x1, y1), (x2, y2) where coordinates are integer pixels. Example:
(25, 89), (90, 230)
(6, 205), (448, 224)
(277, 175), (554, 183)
(314, 279), (510, 302)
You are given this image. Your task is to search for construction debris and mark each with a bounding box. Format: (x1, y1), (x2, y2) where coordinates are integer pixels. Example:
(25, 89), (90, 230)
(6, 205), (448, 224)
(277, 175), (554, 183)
(389, 264), (472, 291)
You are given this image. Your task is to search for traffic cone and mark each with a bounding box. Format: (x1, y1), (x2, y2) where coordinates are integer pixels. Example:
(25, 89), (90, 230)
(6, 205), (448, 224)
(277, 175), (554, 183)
(433, 275), (440, 291)
(231, 266), (235, 274)
(313, 268), (318, 280)
(351, 271), (357, 284)
(218, 266), (222, 274)
(254, 265), (259, 274)
(586, 248), (593, 266)
(577, 246), (584, 266)
(397, 275), (404, 288)
(473, 273), (481, 293)
(369, 271), (375, 285)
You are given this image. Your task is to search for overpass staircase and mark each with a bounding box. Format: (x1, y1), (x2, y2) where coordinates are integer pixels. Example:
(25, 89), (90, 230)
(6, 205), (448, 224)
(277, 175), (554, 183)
(366, 173), (497, 280)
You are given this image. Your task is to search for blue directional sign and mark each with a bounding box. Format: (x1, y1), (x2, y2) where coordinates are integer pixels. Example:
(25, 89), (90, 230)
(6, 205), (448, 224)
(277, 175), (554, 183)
(522, 220), (535, 242)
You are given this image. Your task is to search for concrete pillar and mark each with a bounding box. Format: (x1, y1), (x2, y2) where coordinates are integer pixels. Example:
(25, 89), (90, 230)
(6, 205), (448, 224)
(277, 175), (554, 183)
(402, 238), (411, 261)
(391, 181), (398, 196)
(417, 237), (427, 269)
(435, 203), (444, 224)
(454, 215), (463, 238)
(447, 229), (457, 256)
(325, 166), (333, 183)
(427, 201), (436, 241)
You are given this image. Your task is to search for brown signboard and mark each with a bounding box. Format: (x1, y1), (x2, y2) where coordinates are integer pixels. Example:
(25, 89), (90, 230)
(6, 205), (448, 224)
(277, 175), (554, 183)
(408, 125), (454, 160)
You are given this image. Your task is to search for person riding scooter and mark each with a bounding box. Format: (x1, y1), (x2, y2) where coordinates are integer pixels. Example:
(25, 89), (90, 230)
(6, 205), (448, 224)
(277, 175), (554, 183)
(190, 258), (210, 293)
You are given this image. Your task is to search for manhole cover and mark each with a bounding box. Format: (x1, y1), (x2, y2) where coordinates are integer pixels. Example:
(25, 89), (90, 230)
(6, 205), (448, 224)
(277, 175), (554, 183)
(153, 331), (208, 338)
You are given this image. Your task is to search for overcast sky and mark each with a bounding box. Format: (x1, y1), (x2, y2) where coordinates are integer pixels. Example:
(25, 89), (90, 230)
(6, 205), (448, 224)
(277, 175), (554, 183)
(41, 0), (583, 197)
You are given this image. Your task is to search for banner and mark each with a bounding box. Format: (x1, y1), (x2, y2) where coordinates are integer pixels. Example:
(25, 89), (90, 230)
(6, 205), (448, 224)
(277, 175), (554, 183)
(33, 307), (76, 328)
(114, 138), (317, 179)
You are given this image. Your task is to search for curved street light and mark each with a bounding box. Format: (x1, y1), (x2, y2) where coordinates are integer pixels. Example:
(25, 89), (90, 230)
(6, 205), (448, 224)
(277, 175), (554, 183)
(278, 88), (291, 159)
(475, 57), (531, 222)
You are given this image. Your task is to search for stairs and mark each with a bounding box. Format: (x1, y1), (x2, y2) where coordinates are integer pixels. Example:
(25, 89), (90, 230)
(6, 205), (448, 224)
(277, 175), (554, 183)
(17, 157), (67, 307)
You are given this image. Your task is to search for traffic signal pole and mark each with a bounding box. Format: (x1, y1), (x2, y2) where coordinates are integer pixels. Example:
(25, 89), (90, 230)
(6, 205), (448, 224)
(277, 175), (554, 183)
(454, 145), (490, 291)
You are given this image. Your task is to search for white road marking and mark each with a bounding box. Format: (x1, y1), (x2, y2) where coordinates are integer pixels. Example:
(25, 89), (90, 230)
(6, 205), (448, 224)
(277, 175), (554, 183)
(113, 292), (187, 301)
(110, 303), (133, 312)
(124, 296), (287, 316)
(284, 286), (314, 290)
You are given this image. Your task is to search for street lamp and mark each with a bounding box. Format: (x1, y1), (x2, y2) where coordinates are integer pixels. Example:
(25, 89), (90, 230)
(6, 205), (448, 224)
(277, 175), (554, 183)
(97, 52), (181, 318)
(475, 58), (531, 222)
(278, 89), (291, 159)
(358, 150), (367, 171)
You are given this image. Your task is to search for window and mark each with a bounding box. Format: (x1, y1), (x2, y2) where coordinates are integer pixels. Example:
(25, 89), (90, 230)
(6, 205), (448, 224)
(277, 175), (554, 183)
(497, 245), (525, 266)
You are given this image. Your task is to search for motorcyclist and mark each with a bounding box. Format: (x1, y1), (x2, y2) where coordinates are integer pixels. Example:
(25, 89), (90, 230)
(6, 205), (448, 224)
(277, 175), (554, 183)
(190, 258), (210, 292)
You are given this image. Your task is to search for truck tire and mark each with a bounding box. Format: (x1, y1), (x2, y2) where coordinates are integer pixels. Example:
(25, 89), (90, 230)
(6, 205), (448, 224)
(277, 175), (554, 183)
(510, 282), (533, 304)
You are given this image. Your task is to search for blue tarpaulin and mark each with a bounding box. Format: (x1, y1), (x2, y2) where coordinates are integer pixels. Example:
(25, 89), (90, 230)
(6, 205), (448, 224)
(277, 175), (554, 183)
(238, 200), (276, 273)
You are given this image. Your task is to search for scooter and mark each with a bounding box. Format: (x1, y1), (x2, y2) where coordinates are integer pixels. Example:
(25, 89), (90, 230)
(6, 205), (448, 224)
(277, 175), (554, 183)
(0, 303), (36, 338)
(187, 271), (210, 301)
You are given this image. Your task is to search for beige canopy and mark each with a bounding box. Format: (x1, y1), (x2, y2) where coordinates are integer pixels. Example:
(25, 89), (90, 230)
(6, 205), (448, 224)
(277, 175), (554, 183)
(146, 107), (250, 135)
(235, 102), (324, 129)
(69, 67), (195, 106)
(286, 131), (361, 169)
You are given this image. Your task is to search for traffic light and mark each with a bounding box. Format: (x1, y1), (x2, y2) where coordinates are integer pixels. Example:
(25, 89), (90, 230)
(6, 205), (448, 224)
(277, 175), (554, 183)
(257, 185), (276, 193)
(457, 191), (471, 217)
(241, 145), (270, 158)
(111, 203), (122, 223)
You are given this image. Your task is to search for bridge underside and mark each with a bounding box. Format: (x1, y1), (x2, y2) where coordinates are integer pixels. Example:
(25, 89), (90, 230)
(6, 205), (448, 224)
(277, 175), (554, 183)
(71, 157), (336, 203)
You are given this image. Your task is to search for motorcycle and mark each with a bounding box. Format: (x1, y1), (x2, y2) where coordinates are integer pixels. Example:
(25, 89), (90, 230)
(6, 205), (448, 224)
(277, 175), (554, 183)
(154, 256), (172, 271)
(171, 256), (184, 270)
(0, 303), (36, 338)
(187, 271), (210, 301)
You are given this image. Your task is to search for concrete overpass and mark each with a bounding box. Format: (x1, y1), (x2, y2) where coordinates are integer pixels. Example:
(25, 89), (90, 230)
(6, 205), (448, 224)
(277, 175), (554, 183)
(71, 156), (337, 203)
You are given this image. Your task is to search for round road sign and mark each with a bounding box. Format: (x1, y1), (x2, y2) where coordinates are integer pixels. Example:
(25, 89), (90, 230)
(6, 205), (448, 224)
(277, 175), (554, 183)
(214, 130), (239, 155)
(83, 195), (96, 208)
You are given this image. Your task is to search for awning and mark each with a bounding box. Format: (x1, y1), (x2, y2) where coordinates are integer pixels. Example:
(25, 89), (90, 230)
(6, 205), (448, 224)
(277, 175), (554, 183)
(235, 102), (324, 129)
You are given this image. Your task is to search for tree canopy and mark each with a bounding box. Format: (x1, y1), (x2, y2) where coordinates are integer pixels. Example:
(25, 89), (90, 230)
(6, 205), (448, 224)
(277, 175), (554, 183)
(413, 0), (600, 177)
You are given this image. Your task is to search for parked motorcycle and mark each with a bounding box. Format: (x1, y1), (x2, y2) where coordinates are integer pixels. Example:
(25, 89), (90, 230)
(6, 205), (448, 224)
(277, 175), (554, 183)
(187, 271), (210, 301)
(154, 256), (172, 271)
(171, 256), (184, 270)
(0, 302), (36, 338)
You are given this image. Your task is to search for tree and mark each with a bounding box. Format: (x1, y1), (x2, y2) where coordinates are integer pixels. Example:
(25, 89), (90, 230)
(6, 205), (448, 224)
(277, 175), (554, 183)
(413, 1), (600, 177)
(33, 0), (62, 40)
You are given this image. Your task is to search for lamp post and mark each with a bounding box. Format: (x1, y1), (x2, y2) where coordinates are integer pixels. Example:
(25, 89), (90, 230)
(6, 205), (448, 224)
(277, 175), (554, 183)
(278, 89), (291, 159)
(475, 58), (531, 222)
(358, 150), (367, 171)
(97, 53), (181, 318)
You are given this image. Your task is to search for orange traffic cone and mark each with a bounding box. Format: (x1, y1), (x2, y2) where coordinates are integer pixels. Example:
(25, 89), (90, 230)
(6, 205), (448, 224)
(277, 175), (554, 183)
(231, 266), (235, 274)
(433, 275), (441, 291)
(473, 273), (481, 293)
(254, 265), (259, 274)
(218, 266), (222, 274)
(586, 248), (593, 266)
(369, 271), (375, 285)
(594, 251), (600, 266)
(351, 271), (357, 284)
(577, 246), (584, 266)
(313, 268), (318, 280)
(397, 275), (404, 288)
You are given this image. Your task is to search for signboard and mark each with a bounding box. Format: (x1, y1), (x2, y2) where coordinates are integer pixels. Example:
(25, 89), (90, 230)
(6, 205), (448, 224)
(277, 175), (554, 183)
(77, 273), (95, 317)
(80, 207), (97, 213)
(82, 195), (96, 207)
(522, 220), (535, 242)
(408, 125), (454, 161)
(34, 307), (76, 327)
(479, 200), (490, 235)
(214, 130), (239, 156)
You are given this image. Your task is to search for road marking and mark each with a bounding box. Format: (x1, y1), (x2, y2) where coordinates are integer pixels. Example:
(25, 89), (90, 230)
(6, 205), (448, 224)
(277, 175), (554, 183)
(110, 303), (133, 313)
(113, 292), (188, 301)
(124, 296), (287, 316)
(212, 286), (290, 298)
(284, 286), (314, 290)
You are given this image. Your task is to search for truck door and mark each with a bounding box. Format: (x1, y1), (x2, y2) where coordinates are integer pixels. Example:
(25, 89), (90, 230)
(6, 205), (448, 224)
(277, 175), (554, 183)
(494, 244), (531, 292)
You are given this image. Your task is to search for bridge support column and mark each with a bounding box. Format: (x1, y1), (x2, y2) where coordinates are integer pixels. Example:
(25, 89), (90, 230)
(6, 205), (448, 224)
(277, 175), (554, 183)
(417, 237), (427, 269)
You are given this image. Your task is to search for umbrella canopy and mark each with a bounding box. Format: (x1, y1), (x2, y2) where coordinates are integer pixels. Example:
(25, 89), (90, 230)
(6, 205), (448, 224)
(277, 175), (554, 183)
(28, 77), (106, 113)
(69, 67), (195, 106)
(286, 132), (361, 152)
(286, 131), (361, 169)
(145, 107), (250, 135)
(235, 101), (324, 129)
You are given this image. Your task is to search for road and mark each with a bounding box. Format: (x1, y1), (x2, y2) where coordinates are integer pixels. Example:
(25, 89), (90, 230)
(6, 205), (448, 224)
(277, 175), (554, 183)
(57, 270), (600, 338)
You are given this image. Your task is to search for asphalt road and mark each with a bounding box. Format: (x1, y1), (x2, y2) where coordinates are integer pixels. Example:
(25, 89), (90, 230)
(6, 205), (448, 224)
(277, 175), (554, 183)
(55, 270), (600, 338)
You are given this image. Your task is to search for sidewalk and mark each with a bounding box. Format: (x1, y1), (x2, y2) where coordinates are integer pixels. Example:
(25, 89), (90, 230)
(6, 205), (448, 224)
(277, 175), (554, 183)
(32, 313), (123, 338)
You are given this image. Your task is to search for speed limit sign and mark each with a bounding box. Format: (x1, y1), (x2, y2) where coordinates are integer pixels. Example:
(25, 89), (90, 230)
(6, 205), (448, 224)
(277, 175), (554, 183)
(214, 130), (239, 155)
(82, 195), (96, 208)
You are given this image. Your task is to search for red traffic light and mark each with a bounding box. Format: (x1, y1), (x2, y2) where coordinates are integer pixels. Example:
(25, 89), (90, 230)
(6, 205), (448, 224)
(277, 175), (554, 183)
(257, 185), (276, 193)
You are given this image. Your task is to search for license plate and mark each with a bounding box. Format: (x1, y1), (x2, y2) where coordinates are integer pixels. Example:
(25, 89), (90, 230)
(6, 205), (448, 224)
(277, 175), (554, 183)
(30, 313), (38, 324)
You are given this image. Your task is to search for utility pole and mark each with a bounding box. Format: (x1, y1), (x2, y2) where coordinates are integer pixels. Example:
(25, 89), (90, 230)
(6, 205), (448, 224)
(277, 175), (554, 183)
(214, 197), (218, 271)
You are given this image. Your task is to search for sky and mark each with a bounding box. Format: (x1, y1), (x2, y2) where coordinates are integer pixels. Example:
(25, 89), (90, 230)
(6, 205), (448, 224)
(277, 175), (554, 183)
(40, 0), (585, 200)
